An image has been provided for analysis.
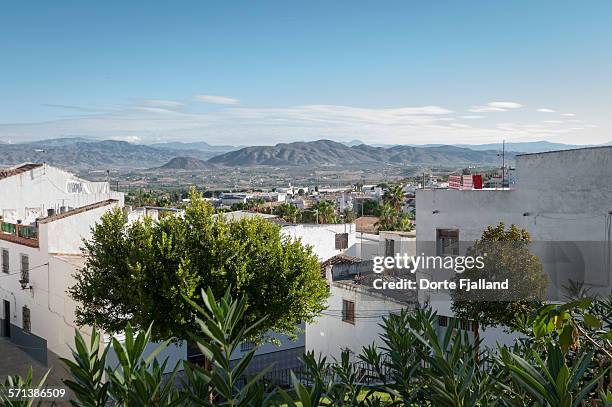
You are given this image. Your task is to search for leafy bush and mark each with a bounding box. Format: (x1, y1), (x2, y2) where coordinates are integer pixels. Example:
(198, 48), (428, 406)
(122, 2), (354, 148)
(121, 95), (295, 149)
(3, 290), (611, 406)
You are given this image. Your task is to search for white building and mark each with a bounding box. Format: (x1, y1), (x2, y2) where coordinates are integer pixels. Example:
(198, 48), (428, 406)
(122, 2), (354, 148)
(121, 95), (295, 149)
(0, 164), (183, 374)
(306, 231), (418, 361)
(306, 255), (417, 362)
(0, 163), (123, 224)
(0, 164), (124, 366)
(336, 194), (353, 212)
(416, 146), (612, 347)
(220, 193), (253, 206)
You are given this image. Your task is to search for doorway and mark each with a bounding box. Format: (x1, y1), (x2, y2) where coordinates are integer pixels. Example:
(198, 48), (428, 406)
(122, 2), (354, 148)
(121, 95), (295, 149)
(3, 300), (10, 337)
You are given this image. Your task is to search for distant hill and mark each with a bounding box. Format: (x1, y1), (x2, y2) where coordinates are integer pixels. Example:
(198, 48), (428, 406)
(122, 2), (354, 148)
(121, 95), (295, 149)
(0, 139), (215, 169)
(208, 139), (509, 166)
(158, 156), (214, 170)
(4, 137), (600, 170)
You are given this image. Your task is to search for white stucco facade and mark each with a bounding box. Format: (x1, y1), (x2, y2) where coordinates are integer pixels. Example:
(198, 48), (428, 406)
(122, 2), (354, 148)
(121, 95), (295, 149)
(0, 163), (123, 224)
(415, 147), (612, 347)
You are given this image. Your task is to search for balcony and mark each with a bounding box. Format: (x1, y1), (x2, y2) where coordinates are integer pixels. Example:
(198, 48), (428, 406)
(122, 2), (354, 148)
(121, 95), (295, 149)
(0, 221), (39, 248)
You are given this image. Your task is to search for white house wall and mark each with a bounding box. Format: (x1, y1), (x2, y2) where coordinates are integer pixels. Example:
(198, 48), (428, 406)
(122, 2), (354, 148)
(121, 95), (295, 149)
(306, 284), (408, 362)
(0, 164), (122, 223)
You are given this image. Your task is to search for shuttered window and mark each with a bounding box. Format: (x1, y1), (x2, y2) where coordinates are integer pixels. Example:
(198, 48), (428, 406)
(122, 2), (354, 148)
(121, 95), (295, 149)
(384, 239), (395, 257)
(342, 299), (355, 325)
(1, 249), (8, 274)
(335, 233), (349, 250)
(22, 306), (31, 333)
(20, 254), (29, 283)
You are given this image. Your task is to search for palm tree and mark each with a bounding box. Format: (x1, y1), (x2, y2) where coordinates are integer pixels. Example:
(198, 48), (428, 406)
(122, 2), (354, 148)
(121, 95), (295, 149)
(311, 200), (336, 224)
(375, 203), (397, 231)
(342, 208), (356, 223)
(247, 198), (266, 213)
(383, 185), (405, 211)
(273, 203), (301, 223)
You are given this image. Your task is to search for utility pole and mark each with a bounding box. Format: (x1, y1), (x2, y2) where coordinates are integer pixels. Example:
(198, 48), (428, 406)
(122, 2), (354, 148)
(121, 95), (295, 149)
(501, 140), (505, 188)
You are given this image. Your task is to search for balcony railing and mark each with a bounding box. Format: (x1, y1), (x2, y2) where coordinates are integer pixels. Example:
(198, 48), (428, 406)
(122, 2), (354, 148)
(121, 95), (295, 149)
(0, 222), (39, 247)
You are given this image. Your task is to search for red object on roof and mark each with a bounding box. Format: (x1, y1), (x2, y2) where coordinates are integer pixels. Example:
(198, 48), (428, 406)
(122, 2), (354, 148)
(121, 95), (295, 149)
(473, 174), (483, 189)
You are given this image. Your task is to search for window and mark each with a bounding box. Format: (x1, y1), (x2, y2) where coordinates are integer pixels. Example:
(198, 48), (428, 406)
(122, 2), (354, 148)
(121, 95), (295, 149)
(438, 315), (448, 327)
(335, 233), (349, 250)
(384, 238), (395, 257)
(20, 254), (29, 284)
(240, 341), (255, 352)
(460, 319), (469, 331)
(436, 229), (459, 256)
(22, 306), (31, 333)
(342, 299), (355, 325)
(1, 249), (8, 274)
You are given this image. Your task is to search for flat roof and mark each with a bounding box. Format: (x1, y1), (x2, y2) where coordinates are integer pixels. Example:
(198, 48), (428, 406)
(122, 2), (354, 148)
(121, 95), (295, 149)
(38, 199), (118, 224)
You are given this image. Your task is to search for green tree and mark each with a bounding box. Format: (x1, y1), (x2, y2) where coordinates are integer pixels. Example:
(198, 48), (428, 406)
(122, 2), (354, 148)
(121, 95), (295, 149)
(247, 198), (266, 213)
(341, 208), (355, 223)
(311, 200), (336, 224)
(273, 203), (301, 223)
(361, 199), (380, 216)
(70, 191), (328, 343)
(375, 203), (414, 232)
(382, 185), (404, 211)
(451, 223), (548, 330)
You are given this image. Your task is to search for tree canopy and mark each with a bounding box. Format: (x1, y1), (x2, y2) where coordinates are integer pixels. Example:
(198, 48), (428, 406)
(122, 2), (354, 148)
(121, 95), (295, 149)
(451, 223), (548, 330)
(70, 191), (329, 342)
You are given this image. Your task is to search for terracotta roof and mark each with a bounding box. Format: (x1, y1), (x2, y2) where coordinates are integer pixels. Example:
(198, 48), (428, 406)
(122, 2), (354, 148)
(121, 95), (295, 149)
(0, 163), (43, 180)
(320, 254), (363, 269)
(355, 216), (379, 234)
(38, 199), (118, 224)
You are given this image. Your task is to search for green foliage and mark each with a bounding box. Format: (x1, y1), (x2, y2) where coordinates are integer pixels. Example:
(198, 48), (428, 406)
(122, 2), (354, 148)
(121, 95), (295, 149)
(70, 190), (328, 343)
(375, 203), (413, 232)
(382, 185), (404, 211)
(341, 208), (356, 223)
(498, 344), (609, 407)
(311, 200), (337, 224)
(0, 368), (50, 407)
(5, 291), (612, 406)
(60, 328), (109, 407)
(360, 200), (380, 216)
(451, 223), (548, 330)
(106, 324), (182, 406)
(183, 288), (277, 406)
(273, 203), (301, 223)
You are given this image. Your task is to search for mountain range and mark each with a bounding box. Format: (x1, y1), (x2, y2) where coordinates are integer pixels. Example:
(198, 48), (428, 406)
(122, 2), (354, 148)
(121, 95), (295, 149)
(0, 139), (216, 169)
(208, 140), (509, 166)
(0, 137), (607, 170)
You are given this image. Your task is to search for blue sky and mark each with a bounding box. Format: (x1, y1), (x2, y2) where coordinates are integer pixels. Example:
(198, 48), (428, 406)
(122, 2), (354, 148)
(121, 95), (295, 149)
(1, 1), (610, 145)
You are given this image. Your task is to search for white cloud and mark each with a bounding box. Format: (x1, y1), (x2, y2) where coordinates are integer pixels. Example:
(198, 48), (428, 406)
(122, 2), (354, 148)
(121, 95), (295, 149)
(488, 101), (522, 109)
(542, 120), (563, 124)
(468, 106), (507, 113)
(132, 106), (180, 115)
(536, 108), (555, 113)
(561, 113), (576, 117)
(0, 99), (604, 146)
(469, 101), (522, 113)
(194, 94), (240, 105)
(142, 99), (184, 108)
